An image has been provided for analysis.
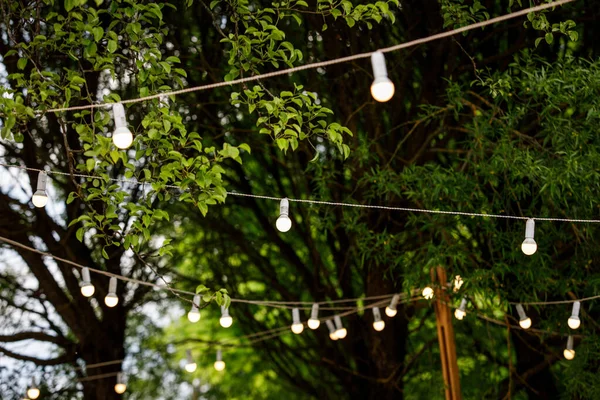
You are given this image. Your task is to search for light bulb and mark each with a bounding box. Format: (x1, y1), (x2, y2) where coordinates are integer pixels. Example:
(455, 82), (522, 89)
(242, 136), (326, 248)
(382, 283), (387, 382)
(104, 277), (118, 307)
(31, 171), (48, 208)
(214, 360), (226, 371)
(454, 298), (468, 320)
(308, 303), (320, 329)
(276, 198), (292, 232)
(114, 383), (127, 394)
(453, 275), (464, 292)
(188, 295), (201, 323)
(27, 388), (40, 399)
(185, 349), (197, 372)
(307, 319), (320, 330)
(335, 328), (347, 339)
(564, 335), (575, 360)
(519, 318), (532, 329)
(422, 287), (434, 300)
(80, 267), (95, 297)
(291, 323), (304, 334)
(291, 308), (303, 334)
(220, 306), (233, 328)
(385, 294), (400, 317)
(112, 104), (133, 149)
(370, 51), (395, 102)
(516, 304), (532, 329)
(373, 320), (385, 331)
(326, 319), (338, 340)
(80, 284), (95, 297)
(521, 218), (537, 255)
(334, 315), (347, 339)
(329, 332), (338, 340)
(568, 301), (581, 329)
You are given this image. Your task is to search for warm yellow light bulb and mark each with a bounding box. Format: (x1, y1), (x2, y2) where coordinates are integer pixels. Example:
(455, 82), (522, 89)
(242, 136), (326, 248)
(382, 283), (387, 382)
(185, 362), (197, 373)
(220, 315), (233, 328)
(422, 287), (434, 300)
(27, 388), (40, 400)
(291, 323), (304, 334)
(454, 309), (466, 320)
(114, 383), (127, 394)
(80, 284), (95, 297)
(214, 360), (226, 371)
(373, 320), (385, 331)
(385, 307), (397, 317)
(563, 349), (575, 360)
(519, 317), (532, 330)
(335, 328), (347, 339)
(307, 319), (320, 330)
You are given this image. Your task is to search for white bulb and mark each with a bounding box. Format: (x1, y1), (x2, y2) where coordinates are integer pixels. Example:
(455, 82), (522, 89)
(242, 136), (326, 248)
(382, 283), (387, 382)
(307, 319), (320, 330)
(373, 320), (385, 331)
(113, 126), (133, 149)
(519, 317), (532, 330)
(370, 79), (395, 102)
(220, 316), (233, 328)
(114, 383), (127, 394)
(335, 328), (347, 339)
(422, 287), (434, 300)
(568, 316), (580, 330)
(104, 294), (119, 308)
(185, 362), (197, 373)
(27, 388), (40, 399)
(291, 323), (304, 334)
(276, 215), (292, 232)
(521, 238), (537, 255)
(454, 309), (466, 320)
(329, 332), (338, 341)
(32, 192), (48, 208)
(385, 307), (397, 317)
(80, 284), (95, 297)
(188, 309), (201, 323)
(563, 349), (575, 360)
(214, 360), (226, 371)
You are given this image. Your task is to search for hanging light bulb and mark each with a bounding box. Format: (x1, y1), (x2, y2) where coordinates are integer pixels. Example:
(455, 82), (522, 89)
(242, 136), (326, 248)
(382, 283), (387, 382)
(79, 267), (95, 297)
(334, 315), (347, 339)
(326, 319), (338, 340)
(515, 304), (532, 329)
(307, 303), (320, 330)
(220, 305), (233, 328)
(372, 307), (385, 331)
(31, 171), (48, 208)
(114, 372), (127, 394)
(104, 277), (119, 308)
(112, 103), (133, 149)
(291, 308), (304, 334)
(185, 349), (197, 372)
(563, 335), (575, 360)
(276, 198), (292, 232)
(422, 286), (434, 300)
(454, 298), (468, 320)
(27, 379), (40, 400)
(188, 295), (201, 323)
(370, 51), (395, 102)
(521, 218), (537, 255)
(453, 275), (464, 292)
(385, 294), (400, 317)
(568, 301), (581, 330)
(214, 349), (226, 371)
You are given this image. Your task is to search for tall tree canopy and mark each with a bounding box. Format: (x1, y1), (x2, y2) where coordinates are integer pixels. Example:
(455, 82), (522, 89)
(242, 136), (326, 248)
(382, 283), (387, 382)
(1, 0), (599, 399)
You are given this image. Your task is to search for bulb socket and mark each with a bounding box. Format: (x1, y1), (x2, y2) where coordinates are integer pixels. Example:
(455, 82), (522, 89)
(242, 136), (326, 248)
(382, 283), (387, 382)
(112, 103), (128, 129)
(221, 305), (229, 317)
(108, 277), (117, 294)
(566, 335), (574, 351)
(516, 304), (527, 320)
(388, 294), (400, 311)
(216, 349), (222, 362)
(326, 319), (336, 334)
(371, 51), (389, 79)
(36, 171), (48, 192)
(292, 307), (301, 325)
(571, 301), (581, 318)
(279, 198), (289, 217)
(81, 267), (91, 285)
(310, 303), (319, 320)
(525, 218), (535, 239)
(372, 307), (382, 322)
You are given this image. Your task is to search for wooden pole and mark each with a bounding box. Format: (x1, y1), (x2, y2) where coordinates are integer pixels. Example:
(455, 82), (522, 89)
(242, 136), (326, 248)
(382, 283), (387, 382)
(432, 266), (462, 400)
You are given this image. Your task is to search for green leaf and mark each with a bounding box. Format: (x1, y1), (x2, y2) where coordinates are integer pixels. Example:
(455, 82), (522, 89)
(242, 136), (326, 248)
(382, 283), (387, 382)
(17, 58), (27, 70)
(545, 32), (553, 44)
(107, 40), (117, 53)
(65, 0), (77, 12)
(92, 27), (104, 42)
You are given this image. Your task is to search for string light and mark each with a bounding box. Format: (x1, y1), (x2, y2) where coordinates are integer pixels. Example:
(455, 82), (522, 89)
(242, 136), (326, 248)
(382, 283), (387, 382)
(564, 335), (575, 360)
(334, 315), (347, 339)
(307, 303), (320, 330)
(79, 267), (95, 297)
(112, 104), (133, 149)
(568, 301), (581, 329)
(453, 275), (464, 292)
(187, 295), (201, 323)
(385, 294), (400, 317)
(370, 51), (395, 102)
(185, 349), (197, 372)
(31, 171), (48, 208)
(454, 298), (468, 320)
(372, 307), (385, 331)
(104, 277), (119, 308)
(114, 372), (127, 394)
(26, 379), (40, 399)
(515, 304), (532, 329)
(276, 198), (292, 232)
(521, 218), (537, 255)
(422, 287), (434, 300)
(326, 319), (338, 340)
(214, 349), (226, 371)
(219, 306), (233, 328)
(291, 308), (304, 334)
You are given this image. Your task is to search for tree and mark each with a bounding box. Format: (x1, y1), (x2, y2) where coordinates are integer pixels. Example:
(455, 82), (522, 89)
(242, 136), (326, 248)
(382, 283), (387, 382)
(1, 0), (599, 399)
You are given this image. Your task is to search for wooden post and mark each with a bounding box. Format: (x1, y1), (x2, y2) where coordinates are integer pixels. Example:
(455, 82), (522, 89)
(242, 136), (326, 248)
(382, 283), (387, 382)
(432, 266), (462, 400)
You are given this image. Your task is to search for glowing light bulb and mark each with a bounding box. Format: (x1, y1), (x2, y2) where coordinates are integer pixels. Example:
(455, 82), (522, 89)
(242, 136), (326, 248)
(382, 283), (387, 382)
(568, 301), (581, 330)
(521, 218), (537, 255)
(385, 294), (400, 317)
(214, 349), (225, 371)
(276, 198), (292, 232)
(291, 308), (304, 334)
(516, 304), (532, 329)
(104, 277), (119, 308)
(220, 305), (233, 328)
(307, 303), (320, 330)
(27, 386), (40, 400)
(453, 275), (464, 292)
(185, 349), (197, 372)
(372, 307), (385, 331)
(370, 51), (395, 102)
(31, 171), (48, 208)
(564, 335), (575, 360)
(422, 287), (434, 300)
(114, 372), (126, 394)
(112, 104), (133, 149)
(80, 267), (95, 297)
(454, 298), (468, 320)
(334, 315), (347, 339)
(188, 295), (201, 323)
(326, 319), (338, 340)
